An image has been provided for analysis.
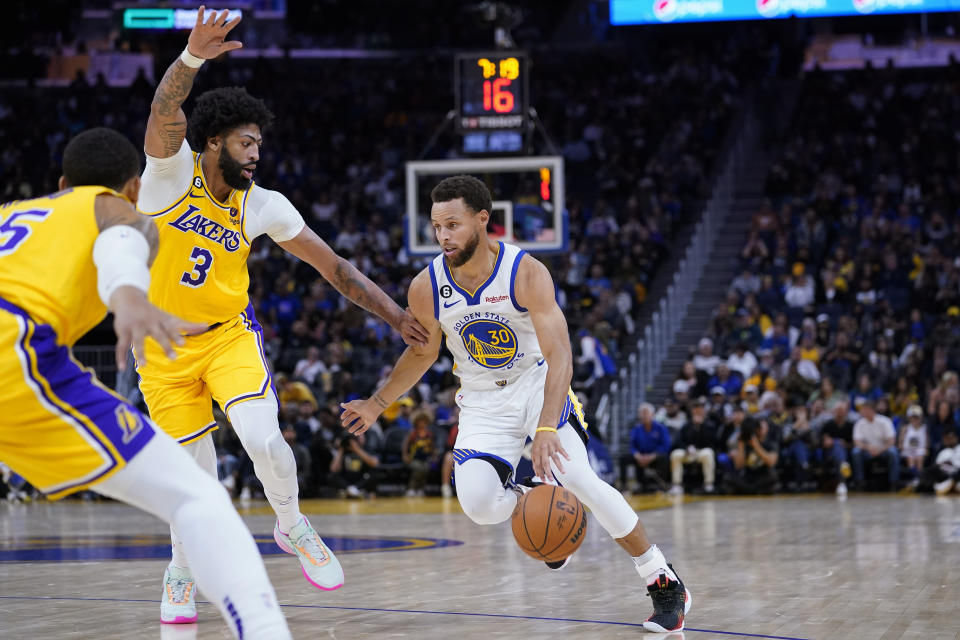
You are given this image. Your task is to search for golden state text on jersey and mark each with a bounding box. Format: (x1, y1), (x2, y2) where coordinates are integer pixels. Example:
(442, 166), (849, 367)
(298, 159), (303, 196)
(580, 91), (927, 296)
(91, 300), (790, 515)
(454, 312), (521, 370)
(142, 155), (252, 326)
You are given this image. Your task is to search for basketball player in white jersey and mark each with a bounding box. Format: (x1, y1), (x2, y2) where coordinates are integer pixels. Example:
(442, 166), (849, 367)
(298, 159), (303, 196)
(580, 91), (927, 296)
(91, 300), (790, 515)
(341, 175), (693, 632)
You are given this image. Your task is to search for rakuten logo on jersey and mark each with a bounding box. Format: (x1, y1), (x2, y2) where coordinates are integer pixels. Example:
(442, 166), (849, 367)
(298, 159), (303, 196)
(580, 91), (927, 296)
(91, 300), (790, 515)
(652, 0), (723, 22)
(485, 295), (509, 304)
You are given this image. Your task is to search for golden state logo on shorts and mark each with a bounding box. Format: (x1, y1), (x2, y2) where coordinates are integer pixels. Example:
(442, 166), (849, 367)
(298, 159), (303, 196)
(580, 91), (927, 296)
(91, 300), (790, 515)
(459, 319), (518, 369)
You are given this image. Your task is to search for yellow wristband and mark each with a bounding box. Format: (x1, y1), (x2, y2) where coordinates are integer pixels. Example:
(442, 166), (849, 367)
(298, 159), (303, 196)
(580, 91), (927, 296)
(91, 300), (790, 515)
(535, 427), (558, 433)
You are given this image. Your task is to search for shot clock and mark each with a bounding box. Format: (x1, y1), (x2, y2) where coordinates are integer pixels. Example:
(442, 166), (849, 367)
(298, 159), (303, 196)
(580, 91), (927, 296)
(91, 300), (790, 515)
(455, 52), (529, 134)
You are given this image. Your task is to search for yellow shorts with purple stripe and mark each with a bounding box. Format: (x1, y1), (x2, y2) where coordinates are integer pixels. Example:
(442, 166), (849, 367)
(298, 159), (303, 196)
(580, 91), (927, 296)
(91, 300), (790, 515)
(137, 303), (274, 443)
(0, 298), (156, 499)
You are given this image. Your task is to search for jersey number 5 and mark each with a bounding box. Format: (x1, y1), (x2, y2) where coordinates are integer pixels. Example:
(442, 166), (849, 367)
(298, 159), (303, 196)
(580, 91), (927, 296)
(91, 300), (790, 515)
(180, 246), (213, 287)
(0, 209), (52, 256)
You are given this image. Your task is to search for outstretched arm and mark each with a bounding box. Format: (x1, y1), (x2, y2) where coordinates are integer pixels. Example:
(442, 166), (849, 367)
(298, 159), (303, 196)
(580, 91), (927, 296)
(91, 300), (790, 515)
(93, 195), (206, 368)
(144, 7), (242, 158)
(340, 270), (443, 434)
(515, 255), (573, 482)
(278, 225), (428, 346)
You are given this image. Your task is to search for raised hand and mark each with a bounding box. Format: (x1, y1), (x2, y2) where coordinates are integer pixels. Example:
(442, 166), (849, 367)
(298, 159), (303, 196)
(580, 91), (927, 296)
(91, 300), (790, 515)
(187, 6), (243, 60)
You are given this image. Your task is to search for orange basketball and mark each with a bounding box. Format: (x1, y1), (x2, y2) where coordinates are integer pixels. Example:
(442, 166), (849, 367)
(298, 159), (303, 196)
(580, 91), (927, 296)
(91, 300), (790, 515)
(511, 485), (587, 563)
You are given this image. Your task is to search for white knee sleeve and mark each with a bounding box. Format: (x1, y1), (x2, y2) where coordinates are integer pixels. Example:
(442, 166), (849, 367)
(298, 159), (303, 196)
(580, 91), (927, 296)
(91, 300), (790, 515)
(553, 427), (639, 539)
(227, 396), (301, 531)
(454, 458), (517, 525)
(228, 397), (294, 480)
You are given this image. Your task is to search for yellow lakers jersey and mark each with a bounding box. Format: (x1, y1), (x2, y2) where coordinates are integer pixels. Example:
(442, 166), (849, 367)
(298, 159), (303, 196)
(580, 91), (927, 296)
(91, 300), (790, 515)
(0, 186), (115, 346)
(144, 152), (252, 325)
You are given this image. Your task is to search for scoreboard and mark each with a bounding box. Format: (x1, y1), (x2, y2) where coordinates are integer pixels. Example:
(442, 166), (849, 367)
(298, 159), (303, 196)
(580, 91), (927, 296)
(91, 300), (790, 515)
(455, 52), (529, 153)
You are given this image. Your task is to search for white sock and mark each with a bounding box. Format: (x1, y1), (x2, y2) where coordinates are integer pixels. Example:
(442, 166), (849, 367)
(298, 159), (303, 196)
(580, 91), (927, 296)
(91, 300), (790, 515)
(633, 544), (677, 583)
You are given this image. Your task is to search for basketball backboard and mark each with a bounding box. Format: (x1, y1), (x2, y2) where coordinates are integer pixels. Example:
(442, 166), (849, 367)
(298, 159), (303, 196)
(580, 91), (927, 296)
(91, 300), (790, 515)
(405, 156), (566, 256)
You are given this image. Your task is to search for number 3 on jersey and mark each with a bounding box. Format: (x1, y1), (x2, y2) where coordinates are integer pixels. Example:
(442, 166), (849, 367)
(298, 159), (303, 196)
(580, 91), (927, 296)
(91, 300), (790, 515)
(180, 246), (213, 287)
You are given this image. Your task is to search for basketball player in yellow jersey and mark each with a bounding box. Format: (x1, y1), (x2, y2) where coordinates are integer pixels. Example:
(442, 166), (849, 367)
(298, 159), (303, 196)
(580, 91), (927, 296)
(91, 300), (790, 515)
(137, 8), (428, 621)
(0, 127), (291, 638)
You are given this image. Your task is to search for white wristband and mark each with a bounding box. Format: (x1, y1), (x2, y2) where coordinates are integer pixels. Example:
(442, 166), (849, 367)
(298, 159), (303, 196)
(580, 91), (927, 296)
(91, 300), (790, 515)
(180, 47), (205, 69)
(93, 225), (152, 307)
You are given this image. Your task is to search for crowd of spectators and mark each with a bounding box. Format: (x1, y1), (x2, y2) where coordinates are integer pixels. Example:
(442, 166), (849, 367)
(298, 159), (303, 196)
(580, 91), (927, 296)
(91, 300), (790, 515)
(627, 65), (960, 498)
(0, 33), (773, 499)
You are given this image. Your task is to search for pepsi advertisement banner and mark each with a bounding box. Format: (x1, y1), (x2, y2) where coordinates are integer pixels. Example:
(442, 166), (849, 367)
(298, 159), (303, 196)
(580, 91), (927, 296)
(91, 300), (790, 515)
(611, 0), (957, 23)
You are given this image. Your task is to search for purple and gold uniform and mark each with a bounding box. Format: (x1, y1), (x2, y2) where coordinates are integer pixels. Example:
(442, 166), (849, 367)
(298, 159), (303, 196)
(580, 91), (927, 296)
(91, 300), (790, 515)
(0, 187), (155, 498)
(136, 140), (304, 443)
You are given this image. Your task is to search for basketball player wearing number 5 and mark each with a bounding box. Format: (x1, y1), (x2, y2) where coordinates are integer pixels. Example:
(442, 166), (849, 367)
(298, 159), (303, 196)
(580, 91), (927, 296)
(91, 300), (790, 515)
(138, 7), (429, 624)
(341, 176), (692, 632)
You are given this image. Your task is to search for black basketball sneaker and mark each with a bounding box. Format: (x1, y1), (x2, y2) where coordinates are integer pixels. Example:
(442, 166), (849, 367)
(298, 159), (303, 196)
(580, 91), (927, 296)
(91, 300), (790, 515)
(642, 564), (692, 632)
(545, 556), (571, 570)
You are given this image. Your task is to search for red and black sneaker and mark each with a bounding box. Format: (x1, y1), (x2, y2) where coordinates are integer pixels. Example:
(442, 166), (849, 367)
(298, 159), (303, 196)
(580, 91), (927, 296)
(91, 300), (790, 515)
(642, 564), (692, 632)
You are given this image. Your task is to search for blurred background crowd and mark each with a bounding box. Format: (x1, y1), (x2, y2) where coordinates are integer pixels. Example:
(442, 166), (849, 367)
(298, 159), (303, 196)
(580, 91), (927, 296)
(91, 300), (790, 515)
(1, 1), (959, 502)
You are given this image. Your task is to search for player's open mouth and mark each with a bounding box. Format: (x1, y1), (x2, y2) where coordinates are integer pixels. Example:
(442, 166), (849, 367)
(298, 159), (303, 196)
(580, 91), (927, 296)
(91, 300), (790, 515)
(443, 247), (457, 256)
(242, 166), (255, 179)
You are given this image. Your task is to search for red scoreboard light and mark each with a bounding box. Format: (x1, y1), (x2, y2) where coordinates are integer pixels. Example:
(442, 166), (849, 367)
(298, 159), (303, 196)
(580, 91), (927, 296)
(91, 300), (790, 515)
(455, 52), (529, 134)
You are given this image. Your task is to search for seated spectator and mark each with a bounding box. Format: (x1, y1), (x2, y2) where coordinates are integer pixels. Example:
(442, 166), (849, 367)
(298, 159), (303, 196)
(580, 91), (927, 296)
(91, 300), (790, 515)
(779, 347), (820, 402)
(928, 400), (956, 453)
(780, 406), (817, 491)
(727, 417), (779, 494)
(727, 310), (763, 351)
(812, 424), (850, 495)
(655, 396), (688, 436)
(888, 376), (920, 421)
(727, 342), (758, 380)
(730, 269), (761, 298)
(808, 377), (846, 412)
(784, 267), (815, 309)
(851, 400), (900, 490)
(621, 403), (672, 492)
(708, 386), (733, 425)
(402, 411), (439, 497)
(760, 317), (792, 362)
(292, 345), (328, 387)
(693, 337), (721, 375)
(676, 360), (707, 398)
(917, 428), (960, 495)
(741, 384), (761, 415)
(669, 398), (718, 495)
(329, 432), (381, 498)
(821, 332), (861, 390)
(820, 400), (855, 452)
(898, 405), (928, 486)
(708, 363), (742, 397)
(276, 372), (319, 414)
(849, 373), (883, 410)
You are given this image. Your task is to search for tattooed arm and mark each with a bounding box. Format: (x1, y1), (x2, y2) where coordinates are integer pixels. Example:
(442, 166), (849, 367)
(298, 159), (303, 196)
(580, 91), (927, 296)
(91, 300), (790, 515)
(144, 7), (242, 158)
(278, 225), (429, 347)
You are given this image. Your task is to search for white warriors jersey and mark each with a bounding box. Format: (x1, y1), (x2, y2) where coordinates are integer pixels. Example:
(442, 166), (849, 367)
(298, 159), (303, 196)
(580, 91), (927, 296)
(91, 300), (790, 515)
(429, 242), (544, 392)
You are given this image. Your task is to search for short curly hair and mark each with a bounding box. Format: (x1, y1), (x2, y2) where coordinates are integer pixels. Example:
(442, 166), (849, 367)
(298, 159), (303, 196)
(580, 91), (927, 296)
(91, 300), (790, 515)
(430, 175), (492, 214)
(187, 87), (274, 150)
(62, 127), (140, 191)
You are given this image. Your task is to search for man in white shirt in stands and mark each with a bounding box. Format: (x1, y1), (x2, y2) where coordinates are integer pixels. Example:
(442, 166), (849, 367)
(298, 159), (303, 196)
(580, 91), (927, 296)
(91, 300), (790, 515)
(851, 399), (900, 490)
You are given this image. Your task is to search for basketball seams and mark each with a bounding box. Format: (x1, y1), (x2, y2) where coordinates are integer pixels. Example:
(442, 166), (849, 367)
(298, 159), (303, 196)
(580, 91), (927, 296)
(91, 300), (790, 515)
(539, 486), (557, 552)
(539, 488), (581, 561)
(519, 493), (545, 559)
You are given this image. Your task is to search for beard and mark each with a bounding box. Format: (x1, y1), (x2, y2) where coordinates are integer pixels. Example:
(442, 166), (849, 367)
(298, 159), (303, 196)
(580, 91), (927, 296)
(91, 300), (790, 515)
(218, 149), (253, 191)
(445, 227), (481, 268)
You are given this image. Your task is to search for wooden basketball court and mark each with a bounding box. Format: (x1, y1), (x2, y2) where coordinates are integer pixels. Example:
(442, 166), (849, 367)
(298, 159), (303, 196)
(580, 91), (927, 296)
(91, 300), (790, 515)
(1, 493), (958, 639)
